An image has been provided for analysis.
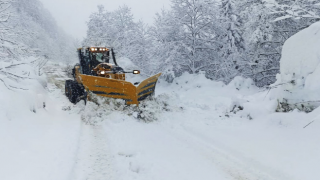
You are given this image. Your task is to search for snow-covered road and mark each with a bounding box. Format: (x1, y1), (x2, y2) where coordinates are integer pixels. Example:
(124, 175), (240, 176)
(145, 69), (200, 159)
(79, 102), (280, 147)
(1, 62), (320, 180)
(71, 121), (115, 180)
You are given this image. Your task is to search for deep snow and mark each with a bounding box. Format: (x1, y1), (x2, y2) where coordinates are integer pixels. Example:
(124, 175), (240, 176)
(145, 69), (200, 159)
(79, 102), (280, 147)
(274, 21), (320, 107)
(0, 62), (81, 180)
(2, 60), (320, 180)
(95, 72), (320, 180)
(2, 22), (320, 179)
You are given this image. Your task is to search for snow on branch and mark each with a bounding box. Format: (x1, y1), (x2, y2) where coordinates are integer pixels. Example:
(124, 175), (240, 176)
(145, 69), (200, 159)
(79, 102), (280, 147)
(266, 1), (320, 22)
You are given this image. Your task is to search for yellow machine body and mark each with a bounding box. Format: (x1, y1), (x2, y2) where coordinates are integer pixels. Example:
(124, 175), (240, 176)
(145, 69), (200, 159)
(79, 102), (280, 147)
(74, 65), (161, 105)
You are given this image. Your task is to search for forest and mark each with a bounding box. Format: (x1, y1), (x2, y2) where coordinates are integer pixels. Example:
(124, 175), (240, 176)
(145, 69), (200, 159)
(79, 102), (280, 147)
(84, 0), (320, 86)
(1, 0), (320, 87)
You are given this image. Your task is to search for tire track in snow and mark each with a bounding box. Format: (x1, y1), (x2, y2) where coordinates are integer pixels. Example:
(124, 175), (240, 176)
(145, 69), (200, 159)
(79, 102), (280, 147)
(161, 125), (295, 180)
(44, 62), (115, 180)
(70, 121), (116, 180)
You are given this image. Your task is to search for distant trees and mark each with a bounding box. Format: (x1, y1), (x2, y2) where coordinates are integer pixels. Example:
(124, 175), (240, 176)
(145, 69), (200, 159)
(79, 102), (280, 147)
(85, 0), (320, 86)
(236, 0), (280, 87)
(84, 5), (136, 52)
(0, 0), (17, 60)
(8, 0), (77, 62)
(213, 0), (244, 82)
(84, 5), (152, 75)
(147, 10), (181, 81)
(0, 0), (77, 90)
(220, 0), (245, 55)
(170, 0), (215, 74)
(270, 0), (320, 22)
(239, 0), (320, 86)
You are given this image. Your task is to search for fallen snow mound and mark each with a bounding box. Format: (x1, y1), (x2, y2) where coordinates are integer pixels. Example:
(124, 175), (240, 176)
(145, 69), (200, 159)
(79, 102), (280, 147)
(275, 21), (320, 105)
(80, 92), (181, 124)
(0, 58), (49, 114)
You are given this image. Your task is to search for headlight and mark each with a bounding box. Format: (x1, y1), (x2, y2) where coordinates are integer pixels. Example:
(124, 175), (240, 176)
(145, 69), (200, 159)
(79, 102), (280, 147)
(91, 48), (95, 51)
(100, 71), (105, 75)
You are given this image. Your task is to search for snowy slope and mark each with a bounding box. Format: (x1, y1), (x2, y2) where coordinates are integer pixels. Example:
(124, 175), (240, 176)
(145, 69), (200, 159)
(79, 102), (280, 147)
(0, 62), (81, 180)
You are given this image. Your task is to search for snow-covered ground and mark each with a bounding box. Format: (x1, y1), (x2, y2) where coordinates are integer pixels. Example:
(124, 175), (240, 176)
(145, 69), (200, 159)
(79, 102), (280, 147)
(2, 22), (320, 179)
(94, 73), (320, 180)
(1, 59), (319, 180)
(0, 62), (81, 180)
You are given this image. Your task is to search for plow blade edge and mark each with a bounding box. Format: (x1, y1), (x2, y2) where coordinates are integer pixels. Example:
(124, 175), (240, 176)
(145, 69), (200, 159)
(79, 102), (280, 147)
(79, 73), (161, 105)
(137, 73), (162, 102)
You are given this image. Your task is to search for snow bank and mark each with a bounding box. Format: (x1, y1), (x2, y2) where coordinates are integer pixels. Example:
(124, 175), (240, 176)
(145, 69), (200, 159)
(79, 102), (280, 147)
(0, 61), (81, 180)
(158, 72), (259, 114)
(227, 76), (258, 93)
(0, 59), (48, 112)
(160, 72), (258, 95)
(275, 21), (320, 106)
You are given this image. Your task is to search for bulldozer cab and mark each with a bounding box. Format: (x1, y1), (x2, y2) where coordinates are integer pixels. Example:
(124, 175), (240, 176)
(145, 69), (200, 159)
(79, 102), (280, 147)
(77, 47), (111, 75)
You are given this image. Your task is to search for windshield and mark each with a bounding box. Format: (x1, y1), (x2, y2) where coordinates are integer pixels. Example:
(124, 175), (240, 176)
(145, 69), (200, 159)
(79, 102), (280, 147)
(91, 52), (109, 63)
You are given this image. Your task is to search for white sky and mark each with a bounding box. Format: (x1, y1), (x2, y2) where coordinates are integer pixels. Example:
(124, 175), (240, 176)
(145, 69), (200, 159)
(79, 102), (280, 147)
(39, 0), (171, 40)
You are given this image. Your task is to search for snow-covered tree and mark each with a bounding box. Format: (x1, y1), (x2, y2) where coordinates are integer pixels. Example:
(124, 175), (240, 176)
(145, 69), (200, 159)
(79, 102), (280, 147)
(170, 0), (221, 74)
(147, 9), (183, 81)
(235, 0), (280, 87)
(220, 0), (245, 55)
(83, 1), (320, 86)
(269, 0), (320, 22)
(84, 5), (153, 74)
(240, 0), (320, 86)
(84, 5), (136, 55)
(9, 0), (77, 62)
(126, 21), (151, 74)
(0, 0), (77, 90)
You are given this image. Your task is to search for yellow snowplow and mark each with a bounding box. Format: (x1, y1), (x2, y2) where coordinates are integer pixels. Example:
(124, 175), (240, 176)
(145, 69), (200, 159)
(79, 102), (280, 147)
(65, 47), (161, 105)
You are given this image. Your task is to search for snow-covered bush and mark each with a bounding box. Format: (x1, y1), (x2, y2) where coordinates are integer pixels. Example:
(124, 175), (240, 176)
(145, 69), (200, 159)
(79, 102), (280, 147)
(227, 76), (257, 91)
(0, 58), (49, 115)
(136, 93), (181, 122)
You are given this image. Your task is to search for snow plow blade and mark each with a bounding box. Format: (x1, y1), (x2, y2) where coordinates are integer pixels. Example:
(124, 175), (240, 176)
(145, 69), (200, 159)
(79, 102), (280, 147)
(79, 73), (161, 105)
(137, 73), (162, 102)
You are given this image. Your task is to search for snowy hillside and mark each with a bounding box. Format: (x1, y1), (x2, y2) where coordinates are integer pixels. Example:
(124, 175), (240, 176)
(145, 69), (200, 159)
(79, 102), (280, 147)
(0, 0), (79, 178)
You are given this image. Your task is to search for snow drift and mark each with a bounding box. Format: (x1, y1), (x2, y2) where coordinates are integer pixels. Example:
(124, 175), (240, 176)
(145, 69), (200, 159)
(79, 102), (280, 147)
(0, 61), (81, 180)
(273, 21), (320, 110)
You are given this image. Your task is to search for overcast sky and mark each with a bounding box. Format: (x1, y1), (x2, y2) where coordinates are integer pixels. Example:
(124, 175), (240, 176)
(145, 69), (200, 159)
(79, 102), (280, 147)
(39, 0), (171, 40)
